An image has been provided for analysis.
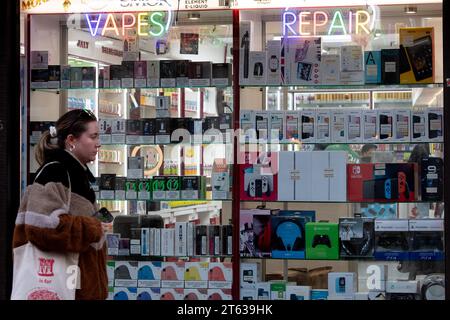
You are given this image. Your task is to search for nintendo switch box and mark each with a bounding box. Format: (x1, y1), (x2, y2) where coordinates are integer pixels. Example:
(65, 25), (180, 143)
(240, 152), (278, 201)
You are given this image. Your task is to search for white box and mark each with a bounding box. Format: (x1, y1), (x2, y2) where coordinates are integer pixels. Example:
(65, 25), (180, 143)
(256, 282), (271, 300)
(347, 110), (363, 143)
(154, 228), (161, 256)
(187, 222), (194, 256)
(184, 289), (208, 300)
(427, 108), (443, 142)
(354, 292), (369, 300)
(328, 294), (355, 300)
(175, 222), (187, 257)
(137, 262), (161, 288)
(311, 151), (347, 201)
(240, 110), (256, 143)
(137, 288), (160, 300)
(411, 109), (428, 142)
(114, 261), (138, 287)
(386, 280), (419, 294)
(375, 219), (409, 232)
(328, 272), (357, 296)
(378, 110), (394, 142)
(266, 40), (281, 85)
(208, 262), (233, 289)
(341, 46), (363, 72)
(395, 109), (411, 142)
(240, 288), (258, 300)
(363, 110), (379, 143)
(409, 219), (444, 231)
(160, 288), (184, 300)
(113, 287), (137, 300)
(161, 228), (175, 257)
(240, 262), (261, 289)
(239, 21), (251, 86)
(321, 54), (340, 85)
(161, 262), (185, 289)
(248, 51), (266, 85)
(284, 111), (300, 142)
(286, 286), (311, 300)
(185, 262), (209, 289)
(255, 111), (270, 142)
(207, 289), (232, 300)
(278, 151), (313, 201)
(300, 110), (316, 143)
(107, 261), (115, 288)
(269, 111), (284, 142)
(149, 228), (155, 256)
(331, 110), (347, 143)
(141, 228), (150, 256)
(285, 37), (321, 85)
(316, 110), (331, 143)
(147, 60), (160, 87)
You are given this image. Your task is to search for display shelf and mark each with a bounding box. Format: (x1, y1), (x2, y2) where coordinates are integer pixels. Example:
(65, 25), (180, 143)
(99, 161), (123, 165)
(110, 255), (232, 260)
(240, 141), (443, 145)
(31, 85), (233, 91)
(240, 200), (443, 204)
(239, 83), (444, 90)
(98, 198), (232, 202)
(240, 257), (443, 262)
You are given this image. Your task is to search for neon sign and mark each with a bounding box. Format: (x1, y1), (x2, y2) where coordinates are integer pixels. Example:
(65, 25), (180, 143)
(282, 7), (376, 38)
(85, 11), (172, 38)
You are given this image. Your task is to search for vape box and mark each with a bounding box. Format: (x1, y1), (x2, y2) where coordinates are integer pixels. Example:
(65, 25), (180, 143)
(106, 233), (120, 256)
(255, 111), (269, 142)
(147, 60), (160, 87)
(266, 40), (281, 85)
(365, 51), (382, 84)
(316, 110), (331, 143)
(203, 117), (221, 143)
(239, 21), (251, 86)
(378, 109), (395, 142)
(208, 262), (232, 289)
(278, 151), (312, 201)
(195, 225), (208, 256)
(374, 219), (410, 260)
(155, 118), (171, 144)
(347, 110), (362, 143)
(47, 65), (60, 89)
(340, 46), (364, 84)
(269, 111), (284, 142)
(155, 96), (170, 118)
(394, 109), (411, 142)
(60, 65), (71, 89)
(411, 109), (428, 142)
(208, 225), (221, 256)
(99, 119), (112, 145)
(285, 37), (321, 85)
(113, 287), (137, 300)
(240, 110), (256, 143)
(137, 179), (151, 201)
(160, 288), (184, 300)
(311, 289), (328, 300)
(111, 119), (126, 144)
(81, 67), (95, 88)
(270, 282), (286, 300)
(188, 61), (211, 87)
(130, 228), (141, 255)
(240, 262), (261, 289)
(399, 27), (434, 84)
(100, 174), (116, 200)
(240, 288), (258, 300)
(286, 286), (312, 300)
(125, 179), (138, 200)
(161, 228), (175, 257)
(221, 225), (233, 256)
(141, 118), (156, 144)
(121, 61), (134, 88)
(152, 176), (166, 200)
(184, 289), (208, 300)
(166, 176), (181, 200)
(31, 51), (48, 69)
(114, 261), (138, 287)
(137, 262), (161, 288)
(175, 222), (187, 257)
(311, 151), (347, 202)
(31, 69), (48, 89)
(328, 273), (357, 297)
(134, 61), (147, 88)
(409, 219), (444, 261)
(256, 282), (271, 300)
(184, 262), (209, 289)
(187, 222), (195, 256)
(248, 51), (266, 85)
(207, 289), (232, 300)
(137, 288), (160, 300)
(305, 222), (339, 260)
(300, 110), (316, 143)
(181, 176), (205, 200)
(161, 262), (185, 288)
(211, 63), (232, 87)
(107, 261), (115, 288)
(381, 49), (400, 84)
(127, 157), (144, 179)
(176, 60), (190, 87)
(154, 228), (161, 256)
(363, 110), (379, 143)
(102, 66), (110, 88)
(321, 54), (340, 85)
(386, 280), (419, 294)
(271, 215), (307, 259)
(118, 238), (130, 256)
(339, 217), (375, 258)
(126, 120), (143, 144)
(284, 111), (300, 142)
(110, 65), (124, 88)
(420, 157), (443, 201)
(140, 228), (150, 256)
(427, 108), (443, 142)
(160, 60), (176, 87)
(70, 67), (82, 88)
(331, 110), (347, 143)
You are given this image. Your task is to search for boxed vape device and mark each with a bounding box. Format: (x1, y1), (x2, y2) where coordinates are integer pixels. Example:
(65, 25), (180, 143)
(155, 118), (171, 144)
(184, 289), (208, 300)
(208, 263), (233, 289)
(347, 110), (362, 143)
(134, 61), (147, 88)
(211, 63), (232, 87)
(175, 222), (187, 257)
(137, 261), (161, 288)
(305, 222), (339, 260)
(47, 65), (60, 89)
(126, 120), (143, 144)
(176, 60), (190, 87)
(125, 179), (138, 200)
(165, 176), (181, 200)
(61, 65), (71, 89)
(207, 289), (232, 300)
(255, 111), (270, 142)
(70, 67), (83, 88)
(152, 176), (167, 200)
(188, 61), (212, 86)
(127, 156), (144, 179)
(208, 225), (221, 256)
(239, 21), (251, 86)
(81, 67), (95, 88)
(137, 179), (151, 201)
(266, 40), (281, 85)
(160, 228), (175, 257)
(147, 60), (160, 87)
(100, 174), (116, 200)
(161, 262), (185, 288)
(106, 233), (120, 256)
(363, 110), (379, 143)
(374, 219), (410, 260)
(184, 262), (209, 289)
(121, 62), (134, 88)
(140, 228), (150, 256)
(195, 225), (208, 256)
(109, 65), (124, 88)
(181, 176), (206, 200)
(240, 110), (256, 143)
(114, 261), (138, 287)
(141, 118), (156, 144)
(99, 119), (112, 145)
(221, 225), (233, 256)
(160, 60), (176, 87)
(31, 51), (48, 89)
(365, 51), (382, 84)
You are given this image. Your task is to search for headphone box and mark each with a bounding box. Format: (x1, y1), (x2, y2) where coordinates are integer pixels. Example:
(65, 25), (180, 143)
(339, 217), (375, 258)
(114, 261), (138, 287)
(374, 219), (410, 260)
(160, 60), (176, 87)
(240, 288), (258, 300)
(184, 289), (208, 300)
(240, 262), (261, 289)
(409, 219), (444, 261)
(271, 215), (307, 259)
(420, 157), (443, 201)
(328, 272), (357, 297)
(248, 51), (267, 85)
(427, 108), (443, 142)
(137, 262), (161, 288)
(188, 62), (212, 87)
(331, 110), (348, 143)
(161, 262), (185, 288)
(184, 262), (209, 289)
(266, 40), (281, 85)
(146, 60), (160, 88)
(211, 63), (232, 87)
(207, 289), (232, 300)
(160, 288), (184, 300)
(137, 288), (160, 301)
(208, 263), (233, 289)
(286, 286), (312, 300)
(305, 222), (339, 260)
(253, 215), (272, 258)
(113, 287), (137, 300)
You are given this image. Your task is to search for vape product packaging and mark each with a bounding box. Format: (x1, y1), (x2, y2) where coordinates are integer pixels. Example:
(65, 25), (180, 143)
(176, 60), (190, 87)
(266, 40), (281, 85)
(154, 228), (161, 256)
(195, 225), (208, 256)
(137, 179), (151, 201)
(121, 61), (134, 88)
(31, 51), (48, 70)
(81, 67), (95, 88)
(240, 288), (258, 300)
(420, 157), (443, 201)
(127, 157), (144, 179)
(60, 65), (71, 89)
(30, 51), (48, 89)
(147, 60), (160, 87)
(140, 228), (150, 256)
(187, 222), (195, 257)
(141, 118), (156, 144)
(101, 66), (110, 88)
(427, 108), (443, 142)
(399, 27), (434, 84)
(175, 222), (187, 257)
(208, 225), (221, 256)
(284, 111), (300, 142)
(255, 111), (269, 142)
(184, 262), (209, 289)
(328, 273), (357, 297)
(270, 282), (286, 300)
(181, 176), (206, 200)
(347, 163), (418, 202)
(184, 289), (208, 300)
(240, 110), (256, 143)
(111, 119), (126, 144)
(99, 119), (112, 145)
(286, 286), (312, 300)
(386, 280), (419, 294)
(340, 46), (364, 84)
(300, 110), (316, 143)
(155, 118), (171, 144)
(100, 174), (116, 200)
(152, 176), (167, 200)
(207, 289), (232, 300)
(161, 228), (175, 257)
(256, 283), (271, 300)
(134, 61), (147, 88)
(411, 109), (428, 142)
(208, 263), (233, 289)
(137, 288), (160, 300)
(285, 37), (321, 85)
(305, 222), (339, 260)
(248, 51), (266, 85)
(321, 54), (340, 85)
(347, 110), (362, 143)
(311, 289), (329, 300)
(395, 109), (411, 142)
(365, 51), (382, 84)
(271, 215), (307, 259)
(130, 229), (142, 255)
(137, 261), (161, 288)
(107, 261), (115, 287)
(363, 110), (379, 143)
(203, 117), (221, 143)
(125, 179), (138, 200)
(316, 110), (331, 143)
(126, 120), (143, 144)
(311, 151), (347, 201)
(160, 288), (184, 300)
(165, 176), (181, 200)
(239, 21), (251, 86)
(409, 219), (444, 261)
(106, 233), (120, 256)
(47, 65), (60, 89)
(374, 219), (410, 260)
(155, 96), (170, 118)
(269, 111), (284, 142)
(331, 110), (347, 143)
(70, 67), (83, 88)
(110, 65), (124, 88)
(114, 261), (138, 287)
(381, 49), (400, 84)
(378, 110), (394, 142)
(113, 287), (137, 300)
(339, 217), (375, 258)
(161, 262), (185, 288)
(160, 60), (176, 87)
(221, 225), (233, 256)
(240, 263), (261, 289)
(210, 63), (231, 87)
(118, 238), (130, 256)
(188, 61), (211, 86)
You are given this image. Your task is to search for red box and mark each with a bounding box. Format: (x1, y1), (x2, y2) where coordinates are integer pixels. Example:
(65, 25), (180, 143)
(240, 152), (278, 201)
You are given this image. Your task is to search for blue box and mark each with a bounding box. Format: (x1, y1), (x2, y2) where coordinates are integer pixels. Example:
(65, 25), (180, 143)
(279, 210), (316, 223)
(311, 289), (328, 300)
(365, 51), (381, 84)
(271, 215), (307, 259)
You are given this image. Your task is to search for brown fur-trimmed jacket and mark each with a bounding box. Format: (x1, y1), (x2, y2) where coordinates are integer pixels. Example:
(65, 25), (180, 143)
(13, 150), (107, 300)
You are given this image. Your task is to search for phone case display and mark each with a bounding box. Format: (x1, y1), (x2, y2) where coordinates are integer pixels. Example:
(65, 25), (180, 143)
(255, 111), (269, 142)
(285, 37), (321, 85)
(347, 110), (362, 143)
(305, 222), (339, 260)
(331, 110), (347, 143)
(300, 110), (315, 143)
(411, 109), (428, 142)
(339, 218), (375, 258)
(399, 27), (434, 84)
(374, 220), (410, 260)
(316, 110), (331, 143)
(284, 112), (300, 142)
(363, 110), (379, 143)
(266, 40), (281, 85)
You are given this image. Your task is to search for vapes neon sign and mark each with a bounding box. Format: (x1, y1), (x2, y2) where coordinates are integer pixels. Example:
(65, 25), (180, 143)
(282, 7), (376, 37)
(85, 11), (172, 38)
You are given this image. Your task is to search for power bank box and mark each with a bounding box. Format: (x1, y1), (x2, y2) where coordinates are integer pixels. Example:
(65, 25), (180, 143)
(208, 262), (233, 289)
(184, 289), (208, 300)
(321, 54), (340, 85)
(269, 111), (284, 142)
(147, 60), (160, 87)
(248, 51), (266, 85)
(316, 110), (331, 143)
(207, 289), (232, 300)
(184, 262), (209, 289)
(137, 288), (160, 300)
(394, 109), (411, 142)
(266, 40), (281, 85)
(378, 110), (395, 142)
(427, 108), (443, 142)
(284, 111), (300, 142)
(411, 109), (428, 142)
(121, 61), (134, 88)
(381, 49), (400, 84)
(160, 60), (176, 87)
(286, 286), (312, 300)
(188, 61), (211, 87)
(161, 262), (185, 288)
(114, 261), (138, 287)
(374, 219), (410, 260)
(409, 219), (444, 261)
(300, 110), (316, 143)
(365, 51), (382, 84)
(134, 61), (147, 88)
(160, 228), (175, 257)
(363, 110), (379, 143)
(240, 262), (261, 289)
(175, 222), (187, 257)
(211, 63), (232, 87)
(160, 288), (184, 300)
(137, 262), (161, 288)
(331, 110), (347, 143)
(347, 110), (362, 143)
(113, 287), (137, 300)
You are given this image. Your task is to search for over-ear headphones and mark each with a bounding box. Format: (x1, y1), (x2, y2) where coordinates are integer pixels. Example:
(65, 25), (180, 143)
(340, 222), (374, 257)
(272, 219), (305, 252)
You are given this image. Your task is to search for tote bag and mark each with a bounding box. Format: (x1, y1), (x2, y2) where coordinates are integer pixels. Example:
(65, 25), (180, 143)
(11, 162), (80, 300)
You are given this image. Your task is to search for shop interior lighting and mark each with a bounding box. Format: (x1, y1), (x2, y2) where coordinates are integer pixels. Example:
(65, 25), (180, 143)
(188, 13), (201, 20)
(404, 6), (417, 14)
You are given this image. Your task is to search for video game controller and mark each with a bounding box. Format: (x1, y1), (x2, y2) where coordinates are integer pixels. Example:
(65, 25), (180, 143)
(311, 234), (332, 248)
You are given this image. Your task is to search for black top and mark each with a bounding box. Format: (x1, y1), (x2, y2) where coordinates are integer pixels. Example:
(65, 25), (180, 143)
(34, 149), (96, 204)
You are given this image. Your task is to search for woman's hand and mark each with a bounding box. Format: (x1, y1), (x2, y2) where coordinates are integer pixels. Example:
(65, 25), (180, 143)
(101, 222), (113, 234)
